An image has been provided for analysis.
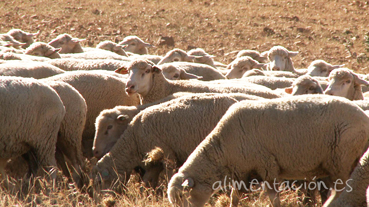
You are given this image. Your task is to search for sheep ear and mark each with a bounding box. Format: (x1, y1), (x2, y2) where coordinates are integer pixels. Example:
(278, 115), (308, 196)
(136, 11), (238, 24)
(45, 48), (59, 57)
(284, 87), (293, 94)
(115, 66), (129, 74)
(29, 31), (40, 37)
(117, 115), (129, 123)
(332, 64), (344, 69)
(182, 178), (194, 188)
(288, 51), (299, 58)
(71, 38), (85, 43)
(180, 70), (202, 80)
(152, 66), (162, 73)
(353, 73), (369, 86)
(144, 43), (154, 48)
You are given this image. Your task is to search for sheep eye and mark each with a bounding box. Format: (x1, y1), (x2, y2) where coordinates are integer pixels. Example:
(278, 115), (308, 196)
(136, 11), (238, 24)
(321, 68), (327, 72)
(173, 74), (179, 79)
(309, 86), (315, 91)
(131, 43), (136, 46)
(145, 69), (151, 74)
(173, 58), (180, 62)
(345, 80), (351, 84)
(107, 125), (113, 130)
(59, 41), (64, 44)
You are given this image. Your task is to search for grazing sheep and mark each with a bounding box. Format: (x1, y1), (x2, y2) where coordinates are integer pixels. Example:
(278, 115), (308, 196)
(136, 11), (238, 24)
(0, 33), (26, 48)
(48, 33), (85, 53)
(47, 58), (127, 71)
(284, 75), (324, 95)
(0, 61), (65, 79)
(168, 95), (369, 207)
(96, 40), (127, 56)
(116, 59), (281, 104)
(323, 147), (369, 207)
(45, 71), (140, 158)
(60, 49), (130, 61)
(236, 49), (268, 63)
(92, 93), (258, 190)
(25, 42), (61, 59)
(157, 48), (196, 65)
(118, 35), (153, 55)
(225, 56), (266, 79)
(92, 92), (262, 159)
(0, 77), (65, 179)
(325, 68), (369, 100)
(306, 59), (344, 77)
(242, 76), (294, 90)
(7, 29), (39, 49)
(187, 48), (217, 68)
(265, 45), (306, 75)
(161, 62), (225, 81)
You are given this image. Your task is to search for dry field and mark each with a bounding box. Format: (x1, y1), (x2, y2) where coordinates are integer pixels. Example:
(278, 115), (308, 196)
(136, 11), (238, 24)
(0, 0), (368, 206)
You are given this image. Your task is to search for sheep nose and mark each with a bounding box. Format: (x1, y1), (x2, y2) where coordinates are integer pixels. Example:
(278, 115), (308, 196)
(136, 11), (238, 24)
(272, 66), (280, 71)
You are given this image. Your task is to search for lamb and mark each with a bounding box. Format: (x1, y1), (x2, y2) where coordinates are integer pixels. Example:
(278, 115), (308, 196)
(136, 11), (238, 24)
(0, 60), (65, 79)
(160, 62), (225, 81)
(91, 93), (259, 190)
(25, 42), (61, 59)
(284, 75), (324, 95)
(323, 147), (369, 207)
(116, 59), (281, 104)
(265, 45), (306, 75)
(324, 68), (369, 101)
(96, 40), (127, 56)
(306, 59), (344, 77)
(0, 76), (65, 179)
(157, 48), (196, 65)
(48, 33), (85, 53)
(44, 71), (140, 158)
(242, 76), (294, 90)
(7, 29), (39, 49)
(59, 49), (130, 61)
(167, 95), (369, 207)
(46, 58), (127, 71)
(225, 56), (266, 79)
(92, 92), (262, 159)
(118, 35), (153, 55)
(236, 49), (268, 63)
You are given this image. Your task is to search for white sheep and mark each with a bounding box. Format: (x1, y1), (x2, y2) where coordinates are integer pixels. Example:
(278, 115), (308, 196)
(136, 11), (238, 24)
(324, 68), (369, 101)
(60, 49), (130, 61)
(45, 71), (140, 158)
(0, 60), (65, 79)
(25, 42), (61, 59)
(0, 52), (51, 61)
(0, 76), (65, 179)
(0, 33), (26, 48)
(236, 49), (268, 63)
(96, 40), (127, 56)
(7, 29), (39, 49)
(46, 58), (128, 71)
(48, 33), (85, 53)
(284, 75), (324, 95)
(323, 146), (369, 207)
(160, 62), (225, 81)
(118, 35), (153, 55)
(225, 56), (266, 79)
(187, 48), (218, 68)
(265, 45), (306, 75)
(242, 76), (294, 90)
(306, 59), (344, 77)
(168, 95), (369, 207)
(157, 48), (196, 65)
(91, 93), (259, 190)
(92, 92), (262, 159)
(115, 59), (281, 104)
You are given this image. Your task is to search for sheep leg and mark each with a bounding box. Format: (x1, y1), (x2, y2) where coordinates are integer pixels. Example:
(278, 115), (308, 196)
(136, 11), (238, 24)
(229, 187), (240, 207)
(21, 150), (39, 177)
(0, 158), (8, 178)
(266, 187), (281, 207)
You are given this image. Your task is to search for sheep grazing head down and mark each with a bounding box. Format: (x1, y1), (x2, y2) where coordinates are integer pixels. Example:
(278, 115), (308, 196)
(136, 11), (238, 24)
(266, 45), (298, 71)
(161, 64), (202, 80)
(285, 75), (323, 95)
(324, 68), (369, 100)
(25, 42), (61, 58)
(115, 59), (159, 96)
(225, 56), (266, 79)
(48, 33), (85, 53)
(307, 59), (344, 77)
(118, 35), (153, 55)
(157, 48), (196, 65)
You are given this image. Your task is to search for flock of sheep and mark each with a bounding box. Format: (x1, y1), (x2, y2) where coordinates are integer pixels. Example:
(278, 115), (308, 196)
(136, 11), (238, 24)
(1, 28), (369, 207)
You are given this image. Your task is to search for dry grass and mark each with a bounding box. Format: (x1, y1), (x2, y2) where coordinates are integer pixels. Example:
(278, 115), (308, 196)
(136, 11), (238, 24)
(0, 0), (367, 206)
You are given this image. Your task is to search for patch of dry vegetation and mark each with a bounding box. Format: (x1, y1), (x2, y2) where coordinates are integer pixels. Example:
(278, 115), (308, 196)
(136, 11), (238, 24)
(0, 0), (367, 206)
